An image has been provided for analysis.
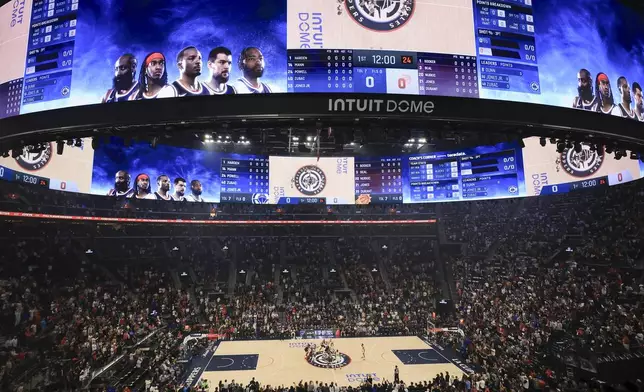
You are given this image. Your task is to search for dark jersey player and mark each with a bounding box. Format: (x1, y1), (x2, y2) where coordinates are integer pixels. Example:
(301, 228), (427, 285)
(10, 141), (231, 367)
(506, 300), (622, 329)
(204, 47), (237, 95)
(158, 47), (210, 98)
(232, 47), (273, 94)
(102, 54), (139, 103)
(131, 52), (168, 100)
(107, 170), (132, 197)
(154, 174), (173, 200)
(572, 68), (597, 111)
(615, 76), (636, 119)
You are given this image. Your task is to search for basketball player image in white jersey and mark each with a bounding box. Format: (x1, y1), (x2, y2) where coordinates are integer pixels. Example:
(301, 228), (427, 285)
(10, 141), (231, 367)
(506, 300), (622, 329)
(615, 76), (637, 119)
(573, 68), (598, 111)
(204, 46), (237, 95)
(128, 173), (157, 200)
(130, 52), (168, 100)
(594, 72), (621, 116)
(158, 46), (210, 98)
(232, 47), (273, 94)
(102, 54), (139, 103)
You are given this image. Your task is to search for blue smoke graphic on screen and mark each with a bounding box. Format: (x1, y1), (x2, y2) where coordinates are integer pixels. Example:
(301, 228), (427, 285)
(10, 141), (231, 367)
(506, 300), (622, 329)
(91, 140), (222, 202)
(21, 0), (287, 114)
(482, 0), (644, 107)
(14, 0), (644, 114)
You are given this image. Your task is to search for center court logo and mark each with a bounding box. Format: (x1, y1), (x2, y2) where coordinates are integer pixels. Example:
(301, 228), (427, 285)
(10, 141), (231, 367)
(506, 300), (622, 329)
(292, 165), (327, 195)
(307, 351), (351, 369)
(560, 144), (604, 177)
(345, 0), (415, 31)
(15, 143), (53, 171)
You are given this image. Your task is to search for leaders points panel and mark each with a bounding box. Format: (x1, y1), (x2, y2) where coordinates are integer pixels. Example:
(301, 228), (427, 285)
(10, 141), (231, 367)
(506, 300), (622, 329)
(403, 144), (525, 203)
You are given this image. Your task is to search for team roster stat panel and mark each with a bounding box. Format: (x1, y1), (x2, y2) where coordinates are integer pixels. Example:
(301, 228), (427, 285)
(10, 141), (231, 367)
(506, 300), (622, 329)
(473, 0), (541, 94)
(287, 49), (478, 98)
(354, 157), (403, 204)
(403, 147), (523, 203)
(22, 0), (79, 107)
(219, 156), (270, 204)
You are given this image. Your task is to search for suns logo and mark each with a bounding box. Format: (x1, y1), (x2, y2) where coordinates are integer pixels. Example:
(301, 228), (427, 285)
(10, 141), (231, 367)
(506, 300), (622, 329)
(292, 165), (326, 196)
(307, 351), (351, 369)
(560, 144), (604, 177)
(345, 0), (415, 31)
(15, 143), (53, 171)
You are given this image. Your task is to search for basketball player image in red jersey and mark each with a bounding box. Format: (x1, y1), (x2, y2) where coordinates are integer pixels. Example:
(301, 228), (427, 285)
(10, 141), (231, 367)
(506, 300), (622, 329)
(158, 46), (210, 98)
(232, 47), (273, 94)
(130, 52), (168, 100)
(102, 54), (139, 103)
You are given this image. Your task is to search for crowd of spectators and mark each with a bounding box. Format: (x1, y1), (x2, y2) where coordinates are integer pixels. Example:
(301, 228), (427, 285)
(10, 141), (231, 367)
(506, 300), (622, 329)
(0, 179), (643, 392)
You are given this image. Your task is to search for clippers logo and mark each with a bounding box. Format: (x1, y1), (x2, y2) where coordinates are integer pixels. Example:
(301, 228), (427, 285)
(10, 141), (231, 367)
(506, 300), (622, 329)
(308, 351), (351, 369)
(15, 143), (53, 171)
(252, 193), (269, 204)
(292, 165), (326, 196)
(345, 0), (415, 31)
(560, 144), (604, 177)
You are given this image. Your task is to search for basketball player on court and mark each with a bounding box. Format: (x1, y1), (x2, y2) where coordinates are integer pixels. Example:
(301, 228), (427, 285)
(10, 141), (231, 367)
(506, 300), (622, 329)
(131, 52), (168, 100)
(158, 47), (210, 98)
(205, 46), (237, 95)
(233, 47), (273, 94)
(361, 343), (365, 360)
(394, 365), (399, 383)
(107, 170), (132, 196)
(572, 68), (597, 111)
(615, 76), (636, 119)
(154, 175), (173, 201)
(102, 54), (139, 103)
(633, 82), (644, 121)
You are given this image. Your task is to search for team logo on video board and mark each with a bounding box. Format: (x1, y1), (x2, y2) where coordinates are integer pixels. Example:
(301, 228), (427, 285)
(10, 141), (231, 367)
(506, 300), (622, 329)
(293, 165), (327, 195)
(15, 143), (53, 171)
(345, 0), (415, 31)
(560, 144), (604, 177)
(307, 351), (351, 369)
(252, 193), (269, 204)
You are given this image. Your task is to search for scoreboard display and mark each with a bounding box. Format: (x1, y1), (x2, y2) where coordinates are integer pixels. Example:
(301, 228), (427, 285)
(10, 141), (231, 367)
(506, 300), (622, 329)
(1, 0), (643, 123)
(403, 145), (523, 203)
(287, 49), (478, 98)
(0, 137), (642, 205)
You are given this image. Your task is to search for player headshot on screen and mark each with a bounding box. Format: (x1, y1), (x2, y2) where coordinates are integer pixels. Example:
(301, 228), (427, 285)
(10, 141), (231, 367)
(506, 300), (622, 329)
(102, 54), (139, 103)
(595, 72), (618, 115)
(158, 47), (210, 98)
(633, 82), (644, 121)
(154, 174), (172, 200)
(233, 47), (273, 94)
(204, 47), (237, 95)
(131, 52), (168, 100)
(107, 170), (132, 196)
(172, 177), (187, 201)
(186, 180), (205, 202)
(615, 76), (636, 119)
(573, 69), (597, 111)
(128, 174), (156, 200)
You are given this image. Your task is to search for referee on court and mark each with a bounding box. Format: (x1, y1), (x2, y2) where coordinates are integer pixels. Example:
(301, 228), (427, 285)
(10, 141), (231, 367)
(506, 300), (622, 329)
(394, 365), (399, 383)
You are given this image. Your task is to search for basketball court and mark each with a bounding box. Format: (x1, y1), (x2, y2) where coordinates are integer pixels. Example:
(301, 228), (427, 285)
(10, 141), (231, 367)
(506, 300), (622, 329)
(197, 336), (466, 388)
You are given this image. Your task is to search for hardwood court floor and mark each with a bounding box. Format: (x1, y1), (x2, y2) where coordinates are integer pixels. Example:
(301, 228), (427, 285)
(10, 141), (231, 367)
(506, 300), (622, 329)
(199, 336), (463, 388)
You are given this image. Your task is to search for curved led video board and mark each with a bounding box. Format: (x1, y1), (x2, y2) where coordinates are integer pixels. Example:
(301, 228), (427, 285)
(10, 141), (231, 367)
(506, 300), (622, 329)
(0, 137), (642, 204)
(1, 0), (644, 123)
